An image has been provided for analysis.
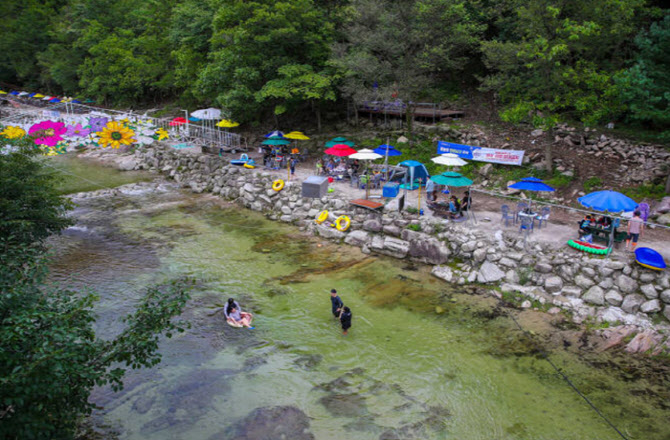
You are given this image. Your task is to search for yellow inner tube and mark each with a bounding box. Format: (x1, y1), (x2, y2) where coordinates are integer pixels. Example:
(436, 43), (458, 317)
(243, 163), (255, 169)
(272, 179), (284, 191)
(315, 210), (329, 224)
(335, 215), (351, 231)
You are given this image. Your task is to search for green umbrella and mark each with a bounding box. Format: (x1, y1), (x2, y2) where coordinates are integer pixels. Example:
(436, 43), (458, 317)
(332, 136), (349, 142)
(325, 139), (355, 148)
(430, 171), (473, 187)
(262, 137), (291, 146)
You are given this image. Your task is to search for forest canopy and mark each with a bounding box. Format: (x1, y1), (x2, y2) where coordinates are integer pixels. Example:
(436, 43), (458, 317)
(0, 0), (668, 133)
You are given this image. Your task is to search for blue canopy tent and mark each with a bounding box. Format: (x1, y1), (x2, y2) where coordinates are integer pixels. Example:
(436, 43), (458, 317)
(398, 160), (430, 190)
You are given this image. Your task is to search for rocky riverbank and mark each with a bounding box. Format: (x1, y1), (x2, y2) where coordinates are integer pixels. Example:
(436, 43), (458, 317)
(77, 145), (670, 354)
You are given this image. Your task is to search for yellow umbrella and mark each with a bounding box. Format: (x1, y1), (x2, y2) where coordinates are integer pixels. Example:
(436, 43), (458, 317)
(0, 90), (6, 95)
(217, 119), (240, 128)
(284, 131), (310, 140)
(33, 93), (45, 98)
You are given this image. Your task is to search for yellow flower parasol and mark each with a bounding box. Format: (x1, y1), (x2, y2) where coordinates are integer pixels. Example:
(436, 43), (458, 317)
(284, 131), (310, 140)
(217, 119), (240, 128)
(97, 121), (136, 148)
(33, 93), (45, 98)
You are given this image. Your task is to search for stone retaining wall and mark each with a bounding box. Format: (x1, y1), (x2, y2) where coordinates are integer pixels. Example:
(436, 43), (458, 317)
(90, 146), (670, 336)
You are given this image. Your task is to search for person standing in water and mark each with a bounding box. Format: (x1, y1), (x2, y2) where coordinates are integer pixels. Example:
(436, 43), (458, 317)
(330, 289), (343, 319)
(339, 306), (352, 335)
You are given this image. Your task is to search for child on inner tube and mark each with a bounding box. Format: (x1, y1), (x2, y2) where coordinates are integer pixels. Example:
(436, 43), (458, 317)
(224, 298), (254, 328)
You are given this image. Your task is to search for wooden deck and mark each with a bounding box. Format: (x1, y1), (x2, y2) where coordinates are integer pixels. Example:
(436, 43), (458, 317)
(357, 104), (464, 121)
(350, 199), (384, 210)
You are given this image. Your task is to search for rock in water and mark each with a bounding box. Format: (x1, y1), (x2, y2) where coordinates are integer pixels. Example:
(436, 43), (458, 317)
(213, 406), (314, 440)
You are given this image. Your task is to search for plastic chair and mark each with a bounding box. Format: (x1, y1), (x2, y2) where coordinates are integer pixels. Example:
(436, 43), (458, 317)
(501, 205), (514, 227)
(519, 215), (534, 233)
(515, 202), (528, 224)
(359, 175), (369, 189)
(536, 206), (550, 229)
(638, 202), (650, 222)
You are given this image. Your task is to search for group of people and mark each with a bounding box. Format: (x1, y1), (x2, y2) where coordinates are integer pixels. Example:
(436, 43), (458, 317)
(316, 158), (362, 178)
(578, 210), (644, 251)
(330, 289), (353, 335)
(261, 145), (300, 173)
(426, 184), (471, 219)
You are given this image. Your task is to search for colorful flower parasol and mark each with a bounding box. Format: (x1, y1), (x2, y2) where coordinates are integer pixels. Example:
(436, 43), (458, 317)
(97, 121), (137, 148)
(29, 121), (67, 147)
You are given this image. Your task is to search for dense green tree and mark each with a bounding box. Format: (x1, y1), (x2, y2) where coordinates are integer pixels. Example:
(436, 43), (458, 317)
(0, 146), (192, 438)
(195, 0), (336, 122)
(616, 14), (670, 133)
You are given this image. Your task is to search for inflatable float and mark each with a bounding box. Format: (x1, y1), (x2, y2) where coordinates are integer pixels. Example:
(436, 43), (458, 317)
(567, 239), (609, 255)
(335, 215), (351, 231)
(227, 319), (244, 328)
(231, 153), (251, 166)
(272, 179), (285, 191)
(315, 210), (328, 224)
(635, 247), (666, 271)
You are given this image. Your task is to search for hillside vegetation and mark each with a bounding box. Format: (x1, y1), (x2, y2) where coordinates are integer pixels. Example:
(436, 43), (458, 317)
(1, 0), (668, 138)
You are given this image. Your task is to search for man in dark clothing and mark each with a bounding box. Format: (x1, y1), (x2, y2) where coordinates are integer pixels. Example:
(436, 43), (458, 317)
(339, 306), (352, 335)
(330, 289), (343, 318)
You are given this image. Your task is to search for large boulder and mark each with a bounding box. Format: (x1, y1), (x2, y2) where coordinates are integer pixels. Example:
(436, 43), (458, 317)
(544, 276), (563, 294)
(534, 262), (553, 274)
(640, 284), (659, 299)
(605, 290), (623, 306)
(370, 237), (410, 259)
(477, 261), (506, 284)
(362, 219), (382, 232)
(640, 299), (661, 314)
(620, 294), (645, 314)
(616, 274), (638, 294)
(661, 289), (670, 304)
(344, 230), (370, 247)
(583, 286), (605, 305)
(314, 224), (346, 240)
(431, 266), (454, 282)
(575, 275), (595, 289)
(408, 237), (451, 265)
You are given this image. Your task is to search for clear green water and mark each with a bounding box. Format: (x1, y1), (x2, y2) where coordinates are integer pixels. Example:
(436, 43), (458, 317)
(44, 153), (153, 194)
(47, 163), (670, 440)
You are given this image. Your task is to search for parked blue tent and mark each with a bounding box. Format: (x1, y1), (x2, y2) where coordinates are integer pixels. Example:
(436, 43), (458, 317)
(398, 160), (430, 190)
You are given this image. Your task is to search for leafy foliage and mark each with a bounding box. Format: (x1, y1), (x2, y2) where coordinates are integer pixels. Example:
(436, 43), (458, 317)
(0, 149), (193, 438)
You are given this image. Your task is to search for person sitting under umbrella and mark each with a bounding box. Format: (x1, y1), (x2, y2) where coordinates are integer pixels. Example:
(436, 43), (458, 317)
(448, 196), (461, 218)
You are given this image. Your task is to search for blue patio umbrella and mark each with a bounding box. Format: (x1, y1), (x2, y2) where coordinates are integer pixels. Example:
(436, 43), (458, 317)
(508, 177), (555, 211)
(578, 190), (637, 253)
(578, 190), (637, 213)
(189, 116), (201, 122)
(72, 100), (82, 104)
(29, 93), (36, 97)
(374, 144), (402, 180)
(264, 130), (284, 138)
(508, 177), (556, 193)
(49, 98), (61, 103)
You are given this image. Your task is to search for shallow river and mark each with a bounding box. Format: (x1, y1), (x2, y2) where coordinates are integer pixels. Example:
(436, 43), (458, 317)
(47, 156), (669, 440)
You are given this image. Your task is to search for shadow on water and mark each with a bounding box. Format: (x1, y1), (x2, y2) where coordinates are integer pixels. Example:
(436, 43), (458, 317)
(45, 172), (670, 440)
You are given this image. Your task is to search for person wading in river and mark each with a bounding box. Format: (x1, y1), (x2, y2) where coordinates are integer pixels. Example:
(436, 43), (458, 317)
(339, 306), (352, 336)
(330, 289), (343, 319)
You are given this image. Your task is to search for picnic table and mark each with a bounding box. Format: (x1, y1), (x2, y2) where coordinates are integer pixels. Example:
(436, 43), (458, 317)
(582, 225), (627, 247)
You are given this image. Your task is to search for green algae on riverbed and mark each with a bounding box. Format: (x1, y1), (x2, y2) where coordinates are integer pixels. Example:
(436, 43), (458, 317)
(47, 180), (670, 440)
(44, 153), (152, 194)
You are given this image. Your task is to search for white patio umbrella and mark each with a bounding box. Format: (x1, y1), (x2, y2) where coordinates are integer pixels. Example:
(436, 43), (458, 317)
(349, 149), (383, 199)
(431, 153), (468, 167)
(191, 108), (222, 119)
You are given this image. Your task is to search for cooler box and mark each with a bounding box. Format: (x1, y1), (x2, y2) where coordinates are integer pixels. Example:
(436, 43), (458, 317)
(302, 175), (329, 198)
(383, 182), (400, 198)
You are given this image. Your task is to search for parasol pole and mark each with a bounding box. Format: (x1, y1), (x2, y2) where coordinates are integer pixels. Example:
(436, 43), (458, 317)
(287, 157), (291, 182)
(418, 178), (422, 215)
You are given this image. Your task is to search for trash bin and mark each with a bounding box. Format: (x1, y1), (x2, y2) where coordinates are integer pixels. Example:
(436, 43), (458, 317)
(383, 182), (400, 198)
(302, 175), (329, 198)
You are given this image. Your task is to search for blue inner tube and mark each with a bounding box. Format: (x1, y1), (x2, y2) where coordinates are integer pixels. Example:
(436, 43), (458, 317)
(635, 247), (667, 270)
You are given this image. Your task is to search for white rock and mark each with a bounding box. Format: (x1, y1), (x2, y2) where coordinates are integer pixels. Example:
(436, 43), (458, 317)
(640, 299), (661, 314)
(620, 294), (645, 314)
(544, 276), (563, 294)
(477, 261), (506, 283)
(561, 286), (583, 298)
(660, 289), (670, 304)
(344, 230), (370, 247)
(583, 286), (605, 305)
(431, 266), (454, 282)
(575, 275), (595, 289)
(640, 284), (658, 299)
(605, 290), (623, 306)
(616, 274), (638, 294)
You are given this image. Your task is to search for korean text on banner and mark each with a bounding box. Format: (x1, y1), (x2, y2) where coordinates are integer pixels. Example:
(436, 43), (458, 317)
(472, 147), (524, 166)
(437, 141), (473, 159)
(437, 141), (524, 166)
